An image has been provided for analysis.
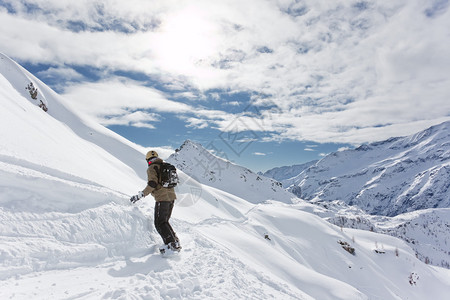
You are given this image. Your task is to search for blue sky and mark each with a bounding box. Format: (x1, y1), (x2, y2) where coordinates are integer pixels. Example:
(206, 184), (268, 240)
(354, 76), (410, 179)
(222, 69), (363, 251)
(1, 0), (450, 172)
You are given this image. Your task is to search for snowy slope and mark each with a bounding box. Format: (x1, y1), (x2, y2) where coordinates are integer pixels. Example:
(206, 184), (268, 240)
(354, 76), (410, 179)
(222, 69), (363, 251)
(2, 160), (450, 300)
(270, 123), (450, 268)
(311, 200), (450, 269)
(0, 52), (148, 194)
(377, 208), (450, 268)
(294, 121), (450, 217)
(259, 160), (318, 183)
(1, 54), (450, 299)
(260, 160), (318, 197)
(167, 140), (295, 204)
(259, 160), (318, 184)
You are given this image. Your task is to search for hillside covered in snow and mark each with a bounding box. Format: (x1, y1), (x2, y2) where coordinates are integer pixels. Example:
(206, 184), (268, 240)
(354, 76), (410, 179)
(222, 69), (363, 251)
(167, 140), (294, 204)
(259, 160), (318, 196)
(1, 52), (450, 299)
(293, 122), (450, 216)
(263, 122), (450, 268)
(310, 199), (450, 269)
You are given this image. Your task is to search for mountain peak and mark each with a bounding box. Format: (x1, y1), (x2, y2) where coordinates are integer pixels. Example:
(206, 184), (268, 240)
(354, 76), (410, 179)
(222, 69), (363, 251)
(176, 139), (205, 152)
(169, 140), (294, 204)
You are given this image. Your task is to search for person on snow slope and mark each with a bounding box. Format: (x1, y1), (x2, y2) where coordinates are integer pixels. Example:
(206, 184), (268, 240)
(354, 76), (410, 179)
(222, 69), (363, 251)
(130, 150), (181, 252)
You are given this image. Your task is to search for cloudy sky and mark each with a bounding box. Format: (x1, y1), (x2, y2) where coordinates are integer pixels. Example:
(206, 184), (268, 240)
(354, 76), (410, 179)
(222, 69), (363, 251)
(1, 0), (449, 172)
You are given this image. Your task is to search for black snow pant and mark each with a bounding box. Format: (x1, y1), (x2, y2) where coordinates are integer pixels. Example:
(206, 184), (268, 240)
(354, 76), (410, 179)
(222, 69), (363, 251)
(154, 201), (178, 245)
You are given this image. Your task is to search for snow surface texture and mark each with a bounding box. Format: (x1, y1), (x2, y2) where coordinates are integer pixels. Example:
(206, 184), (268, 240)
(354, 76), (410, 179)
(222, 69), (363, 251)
(1, 52), (450, 299)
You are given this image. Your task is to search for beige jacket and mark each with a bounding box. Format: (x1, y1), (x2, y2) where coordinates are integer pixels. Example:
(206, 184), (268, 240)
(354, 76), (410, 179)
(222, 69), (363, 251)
(142, 158), (177, 202)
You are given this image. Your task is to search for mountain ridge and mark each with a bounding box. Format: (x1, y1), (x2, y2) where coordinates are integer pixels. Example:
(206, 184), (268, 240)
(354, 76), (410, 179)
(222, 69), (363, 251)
(167, 139), (295, 204)
(259, 161), (318, 181)
(0, 52), (147, 194)
(260, 121), (450, 268)
(294, 121), (450, 216)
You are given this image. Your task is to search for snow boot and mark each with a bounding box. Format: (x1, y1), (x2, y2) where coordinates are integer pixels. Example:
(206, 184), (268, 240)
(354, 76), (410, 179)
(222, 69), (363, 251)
(159, 241), (181, 255)
(169, 241), (182, 252)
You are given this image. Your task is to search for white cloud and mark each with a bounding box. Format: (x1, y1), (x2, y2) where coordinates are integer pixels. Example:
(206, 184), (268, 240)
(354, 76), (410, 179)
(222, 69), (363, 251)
(184, 117), (209, 129)
(61, 78), (193, 126)
(253, 152), (266, 156)
(238, 137), (259, 143)
(226, 101), (241, 106)
(1, 0), (450, 144)
(338, 147), (351, 152)
(37, 67), (85, 82)
(100, 111), (160, 129)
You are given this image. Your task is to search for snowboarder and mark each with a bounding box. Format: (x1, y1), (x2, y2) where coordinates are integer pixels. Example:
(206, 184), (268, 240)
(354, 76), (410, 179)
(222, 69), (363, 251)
(130, 150), (181, 253)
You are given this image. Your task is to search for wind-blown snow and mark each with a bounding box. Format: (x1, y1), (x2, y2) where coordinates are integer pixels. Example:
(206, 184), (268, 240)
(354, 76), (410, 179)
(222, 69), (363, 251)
(1, 52), (450, 299)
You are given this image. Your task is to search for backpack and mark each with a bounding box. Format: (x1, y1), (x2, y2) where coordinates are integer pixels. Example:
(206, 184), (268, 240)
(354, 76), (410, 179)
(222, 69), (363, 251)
(156, 162), (179, 188)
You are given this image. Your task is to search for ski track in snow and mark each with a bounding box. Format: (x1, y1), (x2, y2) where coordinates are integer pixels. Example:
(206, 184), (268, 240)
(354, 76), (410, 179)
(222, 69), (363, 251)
(0, 172), (306, 299)
(0, 158), (307, 299)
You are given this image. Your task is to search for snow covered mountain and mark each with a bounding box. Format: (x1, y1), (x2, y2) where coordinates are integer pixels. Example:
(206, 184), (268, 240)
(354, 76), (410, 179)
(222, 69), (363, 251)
(1, 52), (450, 299)
(259, 161), (318, 183)
(268, 122), (450, 268)
(167, 140), (295, 204)
(0, 52), (147, 194)
(294, 121), (450, 217)
(310, 200), (450, 269)
(260, 160), (318, 197)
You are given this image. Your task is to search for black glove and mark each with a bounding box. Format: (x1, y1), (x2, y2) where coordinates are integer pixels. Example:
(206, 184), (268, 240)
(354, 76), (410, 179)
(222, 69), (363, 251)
(130, 191), (144, 204)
